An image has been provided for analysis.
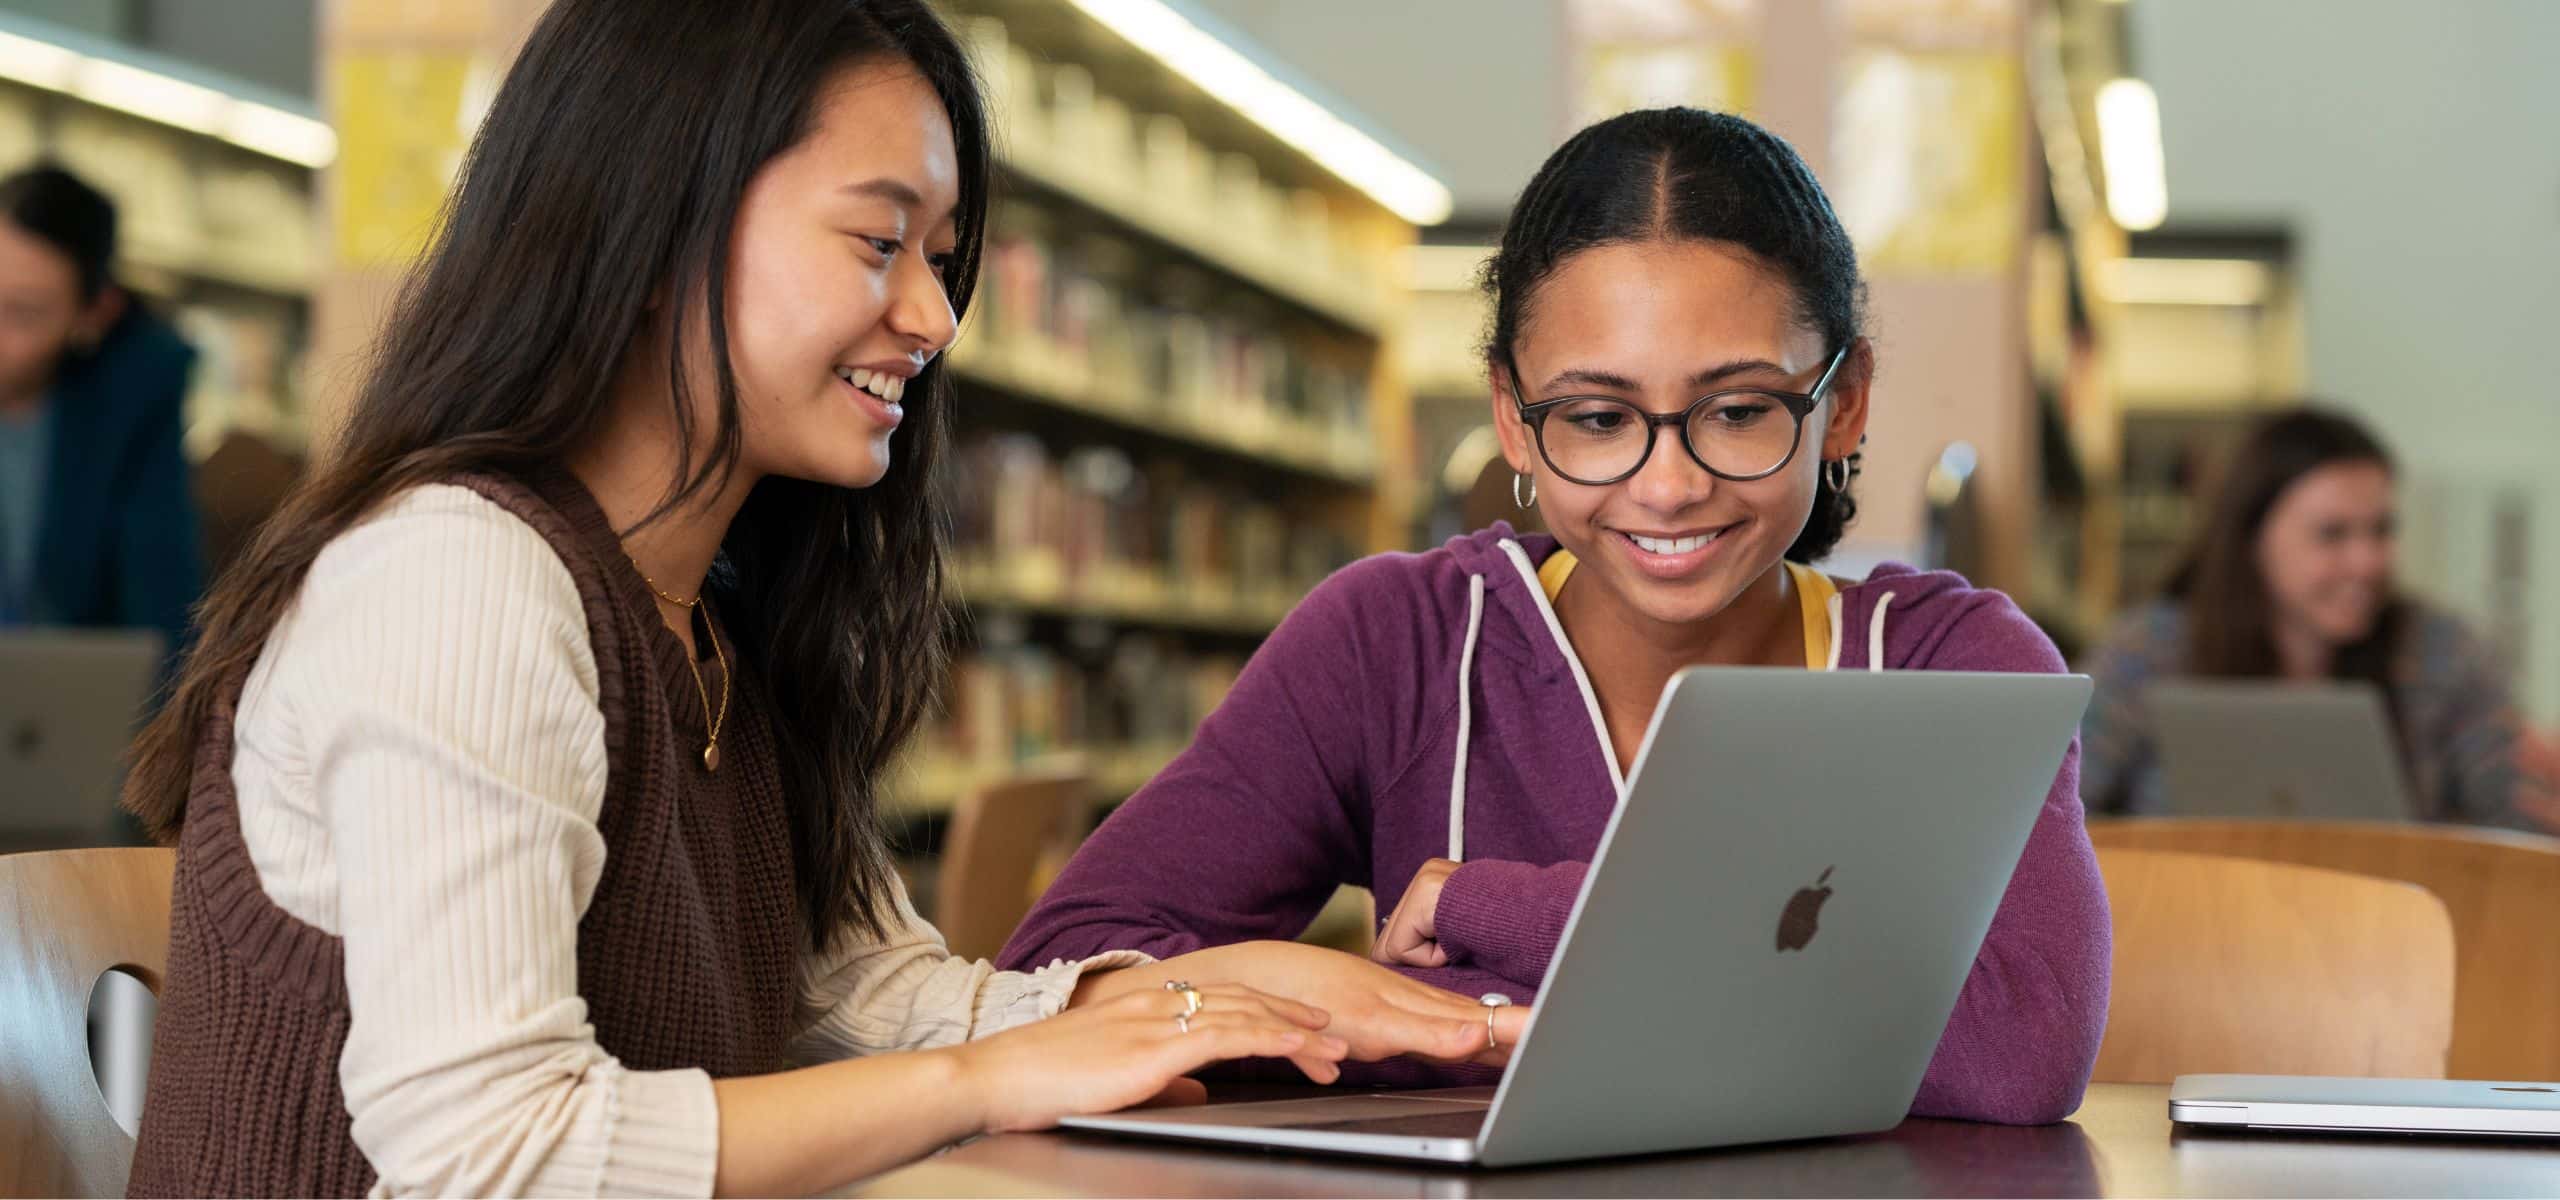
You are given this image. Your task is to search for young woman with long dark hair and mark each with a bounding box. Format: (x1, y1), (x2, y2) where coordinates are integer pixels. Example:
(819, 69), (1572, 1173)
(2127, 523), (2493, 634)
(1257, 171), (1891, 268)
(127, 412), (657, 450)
(122, 3), (1514, 1195)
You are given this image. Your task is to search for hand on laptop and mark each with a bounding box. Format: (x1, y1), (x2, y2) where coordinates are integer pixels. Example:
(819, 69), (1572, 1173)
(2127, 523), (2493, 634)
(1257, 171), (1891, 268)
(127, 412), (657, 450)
(1074, 941), (1529, 1069)
(958, 982), (1348, 1132)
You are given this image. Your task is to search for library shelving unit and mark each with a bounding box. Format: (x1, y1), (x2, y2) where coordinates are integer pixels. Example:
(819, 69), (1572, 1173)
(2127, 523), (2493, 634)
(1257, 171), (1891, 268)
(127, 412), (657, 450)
(890, 0), (1440, 818)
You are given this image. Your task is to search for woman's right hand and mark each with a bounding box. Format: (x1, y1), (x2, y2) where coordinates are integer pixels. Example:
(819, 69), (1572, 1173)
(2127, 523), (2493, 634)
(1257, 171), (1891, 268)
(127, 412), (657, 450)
(946, 983), (1349, 1134)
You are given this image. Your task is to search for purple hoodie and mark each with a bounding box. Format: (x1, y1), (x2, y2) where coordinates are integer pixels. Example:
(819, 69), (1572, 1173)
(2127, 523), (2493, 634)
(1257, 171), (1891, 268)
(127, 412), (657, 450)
(1000, 525), (2111, 1123)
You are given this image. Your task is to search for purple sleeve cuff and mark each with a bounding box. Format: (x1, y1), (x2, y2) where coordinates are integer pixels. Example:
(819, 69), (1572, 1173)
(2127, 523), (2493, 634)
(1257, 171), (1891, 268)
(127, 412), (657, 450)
(1432, 858), (1589, 985)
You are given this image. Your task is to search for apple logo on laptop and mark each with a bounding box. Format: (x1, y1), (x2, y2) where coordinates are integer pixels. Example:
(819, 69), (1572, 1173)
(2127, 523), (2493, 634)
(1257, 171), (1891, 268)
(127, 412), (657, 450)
(1776, 867), (1834, 953)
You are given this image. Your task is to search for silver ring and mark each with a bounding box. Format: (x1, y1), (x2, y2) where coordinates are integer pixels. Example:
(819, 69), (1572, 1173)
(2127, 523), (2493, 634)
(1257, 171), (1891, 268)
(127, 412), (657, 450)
(1480, 993), (1512, 1051)
(1166, 980), (1203, 1031)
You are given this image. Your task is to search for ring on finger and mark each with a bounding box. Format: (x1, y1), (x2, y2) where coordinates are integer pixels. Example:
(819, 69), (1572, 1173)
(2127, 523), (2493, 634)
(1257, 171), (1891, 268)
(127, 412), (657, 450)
(1480, 992), (1512, 1051)
(1165, 980), (1204, 1032)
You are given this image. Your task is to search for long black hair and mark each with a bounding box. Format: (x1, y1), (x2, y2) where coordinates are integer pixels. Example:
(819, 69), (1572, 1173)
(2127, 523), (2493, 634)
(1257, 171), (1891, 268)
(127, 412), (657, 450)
(0, 163), (118, 300)
(1482, 107), (1870, 561)
(129, 0), (989, 951)
(2167, 407), (2408, 689)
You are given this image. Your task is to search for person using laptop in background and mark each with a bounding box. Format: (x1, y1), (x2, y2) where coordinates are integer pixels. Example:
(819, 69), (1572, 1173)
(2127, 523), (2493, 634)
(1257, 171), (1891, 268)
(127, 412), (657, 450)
(114, 3), (1519, 1196)
(1003, 107), (2111, 1125)
(2080, 408), (2560, 828)
(0, 164), (201, 667)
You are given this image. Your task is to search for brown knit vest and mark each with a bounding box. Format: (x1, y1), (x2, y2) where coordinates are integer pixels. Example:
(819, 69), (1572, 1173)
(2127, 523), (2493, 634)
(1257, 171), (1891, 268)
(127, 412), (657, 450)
(128, 469), (804, 1197)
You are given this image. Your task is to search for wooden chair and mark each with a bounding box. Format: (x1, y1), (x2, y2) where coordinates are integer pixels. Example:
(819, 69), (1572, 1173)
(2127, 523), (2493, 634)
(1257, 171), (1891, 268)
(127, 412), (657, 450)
(936, 768), (1090, 962)
(1, 848), (175, 1198)
(2092, 819), (2560, 1080)
(2094, 846), (2454, 1084)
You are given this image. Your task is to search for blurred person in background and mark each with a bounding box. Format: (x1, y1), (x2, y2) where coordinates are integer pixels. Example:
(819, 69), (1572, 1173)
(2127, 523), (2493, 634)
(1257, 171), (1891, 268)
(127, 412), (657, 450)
(0, 162), (202, 665)
(2082, 407), (2560, 829)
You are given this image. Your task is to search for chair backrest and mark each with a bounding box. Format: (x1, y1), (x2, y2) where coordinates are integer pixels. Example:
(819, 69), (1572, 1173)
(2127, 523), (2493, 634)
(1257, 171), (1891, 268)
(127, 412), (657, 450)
(2094, 846), (2453, 1084)
(2091, 818), (2560, 1080)
(1, 847), (175, 1198)
(937, 769), (1089, 962)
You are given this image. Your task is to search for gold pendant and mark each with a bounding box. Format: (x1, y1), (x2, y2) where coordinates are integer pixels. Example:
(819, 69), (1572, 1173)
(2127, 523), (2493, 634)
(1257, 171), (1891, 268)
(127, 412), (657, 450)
(703, 742), (721, 772)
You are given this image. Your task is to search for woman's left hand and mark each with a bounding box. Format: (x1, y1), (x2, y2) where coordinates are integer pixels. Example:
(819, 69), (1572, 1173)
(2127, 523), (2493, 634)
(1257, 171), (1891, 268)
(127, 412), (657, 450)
(1071, 939), (1526, 1068)
(1372, 858), (1462, 968)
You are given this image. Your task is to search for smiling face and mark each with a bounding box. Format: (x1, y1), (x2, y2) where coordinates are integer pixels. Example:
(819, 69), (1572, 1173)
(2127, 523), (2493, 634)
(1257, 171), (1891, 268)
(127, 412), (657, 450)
(2255, 459), (2396, 647)
(714, 57), (962, 490)
(1491, 239), (1870, 628)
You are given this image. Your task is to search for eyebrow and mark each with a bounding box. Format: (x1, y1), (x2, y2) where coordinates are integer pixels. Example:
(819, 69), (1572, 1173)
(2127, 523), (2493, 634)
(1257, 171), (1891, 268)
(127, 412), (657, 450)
(836, 177), (956, 221)
(1540, 358), (1795, 395)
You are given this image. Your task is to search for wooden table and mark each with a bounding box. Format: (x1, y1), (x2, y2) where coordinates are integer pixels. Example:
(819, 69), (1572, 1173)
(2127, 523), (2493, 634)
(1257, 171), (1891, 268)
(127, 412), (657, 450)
(851, 1084), (2560, 1197)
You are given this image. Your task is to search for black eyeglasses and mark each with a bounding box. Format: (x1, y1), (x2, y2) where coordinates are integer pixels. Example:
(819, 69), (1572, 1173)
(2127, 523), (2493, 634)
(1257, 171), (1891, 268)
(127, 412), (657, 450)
(1507, 344), (1850, 486)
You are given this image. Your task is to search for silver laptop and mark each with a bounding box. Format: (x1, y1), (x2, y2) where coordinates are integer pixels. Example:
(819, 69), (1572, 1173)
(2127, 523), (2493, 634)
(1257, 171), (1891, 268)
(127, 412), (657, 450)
(0, 629), (163, 849)
(2149, 680), (2412, 821)
(1059, 666), (2093, 1167)
(2172, 1074), (2560, 1137)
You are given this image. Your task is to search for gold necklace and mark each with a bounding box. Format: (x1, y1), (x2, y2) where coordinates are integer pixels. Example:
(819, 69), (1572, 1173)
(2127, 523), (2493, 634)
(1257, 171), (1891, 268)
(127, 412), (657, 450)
(635, 564), (730, 771)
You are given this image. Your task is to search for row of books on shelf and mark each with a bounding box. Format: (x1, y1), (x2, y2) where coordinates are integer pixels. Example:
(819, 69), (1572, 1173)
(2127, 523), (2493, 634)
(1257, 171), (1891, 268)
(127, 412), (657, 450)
(966, 202), (1376, 476)
(947, 432), (1356, 626)
(958, 15), (1392, 330)
(889, 742), (1183, 815)
(952, 335), (1371, 481)
(951, 555), (1298, 635)
(893, 635), (1247, 812)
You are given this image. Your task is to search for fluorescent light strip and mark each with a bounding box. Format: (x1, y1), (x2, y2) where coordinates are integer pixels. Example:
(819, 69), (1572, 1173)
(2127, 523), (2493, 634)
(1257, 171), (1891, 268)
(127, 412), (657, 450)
(1063, 0), (1453, 225)
(0, 29), (77, 90)
(0, 33), (335, 167)
(2100, 257), (2272, 307)
(222, 101), (338, 167)
(2096, 77), (2166, 231)
(72, 56), (224, 133)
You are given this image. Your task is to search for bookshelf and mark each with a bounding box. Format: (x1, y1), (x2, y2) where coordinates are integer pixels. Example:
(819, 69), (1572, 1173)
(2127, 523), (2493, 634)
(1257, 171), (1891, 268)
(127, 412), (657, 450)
(899, 0), (1429, 816)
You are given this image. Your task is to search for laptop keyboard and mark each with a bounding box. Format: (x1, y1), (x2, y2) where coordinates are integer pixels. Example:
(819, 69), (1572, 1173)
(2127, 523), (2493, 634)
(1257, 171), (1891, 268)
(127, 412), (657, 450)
(1279, 1109), (1491, 1139)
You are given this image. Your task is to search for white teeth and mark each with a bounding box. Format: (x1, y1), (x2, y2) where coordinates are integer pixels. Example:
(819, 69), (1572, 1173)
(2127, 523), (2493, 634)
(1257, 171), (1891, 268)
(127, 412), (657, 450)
(841, 368), (904, 402)
(1629, 531), (1718, 556)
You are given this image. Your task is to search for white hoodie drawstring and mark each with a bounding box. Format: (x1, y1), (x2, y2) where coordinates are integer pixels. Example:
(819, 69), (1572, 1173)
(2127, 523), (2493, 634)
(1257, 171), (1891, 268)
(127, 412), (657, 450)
(1823, 589), (1897, 672)
(1449, 573), (1486, 862)
(1867, 592), (1897, 673)
(1824, 593), (1846, 672)
(1448, 558), (1889, 863)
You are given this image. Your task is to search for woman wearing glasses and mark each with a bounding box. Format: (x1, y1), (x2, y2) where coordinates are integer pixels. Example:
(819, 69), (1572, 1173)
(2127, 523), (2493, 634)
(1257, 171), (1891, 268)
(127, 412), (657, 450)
(1002, 108), (2109, 1123)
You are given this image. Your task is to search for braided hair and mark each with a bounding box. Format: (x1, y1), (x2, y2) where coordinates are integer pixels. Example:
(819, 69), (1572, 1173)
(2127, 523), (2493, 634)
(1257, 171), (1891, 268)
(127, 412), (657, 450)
(1481, 108), (1871, 562)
